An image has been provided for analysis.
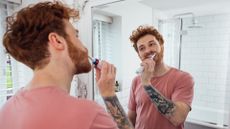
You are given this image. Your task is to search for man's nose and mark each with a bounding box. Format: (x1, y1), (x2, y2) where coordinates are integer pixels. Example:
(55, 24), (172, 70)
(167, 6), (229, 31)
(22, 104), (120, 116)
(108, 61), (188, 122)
(144, 47), (152, 54)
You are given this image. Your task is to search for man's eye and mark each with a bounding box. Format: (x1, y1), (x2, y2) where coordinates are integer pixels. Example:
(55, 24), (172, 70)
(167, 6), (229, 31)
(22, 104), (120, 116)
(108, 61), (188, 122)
(139, 47), (144, 51)
(149, 42), (156, 46)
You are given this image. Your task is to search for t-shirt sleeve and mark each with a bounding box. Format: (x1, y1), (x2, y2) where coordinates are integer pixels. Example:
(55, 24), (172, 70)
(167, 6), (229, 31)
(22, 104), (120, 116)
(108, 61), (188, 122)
(172, 72), (194, 108)
(128, 77), (138, 112)
(90, 106), (118, 129)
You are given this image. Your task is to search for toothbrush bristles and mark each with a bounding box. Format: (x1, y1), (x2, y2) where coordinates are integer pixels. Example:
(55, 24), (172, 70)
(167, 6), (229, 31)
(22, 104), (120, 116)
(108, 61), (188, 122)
(88, 56), (93, 61)
(151, 53), (156, 59)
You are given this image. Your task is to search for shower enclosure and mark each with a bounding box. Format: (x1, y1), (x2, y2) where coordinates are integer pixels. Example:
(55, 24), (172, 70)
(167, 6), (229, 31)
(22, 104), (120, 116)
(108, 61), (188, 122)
(159, 13), (230, 128)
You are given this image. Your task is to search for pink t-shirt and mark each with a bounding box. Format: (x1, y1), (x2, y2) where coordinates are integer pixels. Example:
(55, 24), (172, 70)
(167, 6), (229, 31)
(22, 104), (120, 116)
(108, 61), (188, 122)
(0, 87), (118, 129)
(128, 68), (194, 129)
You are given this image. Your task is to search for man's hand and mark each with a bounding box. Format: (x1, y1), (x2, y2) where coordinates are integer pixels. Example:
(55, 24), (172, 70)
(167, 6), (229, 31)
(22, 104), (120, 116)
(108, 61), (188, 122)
(95, 61), (134, 129)
(95, 61), (116, 97)
(140, 58), (156, 85)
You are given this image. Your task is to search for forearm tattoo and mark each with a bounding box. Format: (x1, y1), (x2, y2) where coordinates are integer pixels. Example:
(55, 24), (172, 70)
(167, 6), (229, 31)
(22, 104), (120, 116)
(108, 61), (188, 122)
(143, 85), (176, 116)
(103, 95), (134, 129)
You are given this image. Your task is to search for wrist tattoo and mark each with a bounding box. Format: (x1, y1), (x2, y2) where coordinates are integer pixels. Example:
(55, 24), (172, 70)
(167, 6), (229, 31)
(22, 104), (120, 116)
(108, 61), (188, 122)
(103, 95), (133, 129)
(143, 85), (175, 116)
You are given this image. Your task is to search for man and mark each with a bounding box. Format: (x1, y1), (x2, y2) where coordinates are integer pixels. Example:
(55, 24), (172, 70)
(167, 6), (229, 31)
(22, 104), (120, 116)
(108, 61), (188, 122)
(0, 1), (133, 129)
(128, 25), (194, 129)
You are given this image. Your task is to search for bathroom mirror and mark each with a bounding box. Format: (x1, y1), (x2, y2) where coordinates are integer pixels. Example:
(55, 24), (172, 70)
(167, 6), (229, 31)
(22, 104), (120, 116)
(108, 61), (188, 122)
(91, 0), (230, 129)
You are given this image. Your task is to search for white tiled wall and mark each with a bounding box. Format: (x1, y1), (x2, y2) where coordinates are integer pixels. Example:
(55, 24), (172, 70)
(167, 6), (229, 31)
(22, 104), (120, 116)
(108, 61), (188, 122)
(174, 14), (230, 126)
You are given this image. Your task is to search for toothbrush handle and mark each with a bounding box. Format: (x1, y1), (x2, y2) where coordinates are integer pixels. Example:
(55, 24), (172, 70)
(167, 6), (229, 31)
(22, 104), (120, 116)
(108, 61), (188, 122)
(93, 58), (102, 69)
(96, 62), (102, 69)
(136, 53), (156, 74)
(136, 66), (144, 74)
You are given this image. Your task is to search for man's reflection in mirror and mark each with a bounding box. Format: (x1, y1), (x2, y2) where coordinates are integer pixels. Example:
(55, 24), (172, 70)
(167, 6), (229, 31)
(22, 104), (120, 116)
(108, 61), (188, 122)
(128, 25), (194, 129)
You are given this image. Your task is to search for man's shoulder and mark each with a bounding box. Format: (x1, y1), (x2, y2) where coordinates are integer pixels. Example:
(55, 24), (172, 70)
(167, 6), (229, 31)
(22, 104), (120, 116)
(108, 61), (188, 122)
(170, 68), (194, 87)
(171, 67), (193, 78)
(133, 75), (141, 81)
(131, 75), (141, 86)
(64, 95), (103, 110)
(76, 99), (102, 108)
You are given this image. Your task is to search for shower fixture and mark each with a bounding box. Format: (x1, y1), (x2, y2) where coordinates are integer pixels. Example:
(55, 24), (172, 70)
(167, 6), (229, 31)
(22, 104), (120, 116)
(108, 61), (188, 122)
(173, 12), (202, 29)
(188, 17), (202, 28)
(172, 12), (203, 69)
(173, 12), (194, 18)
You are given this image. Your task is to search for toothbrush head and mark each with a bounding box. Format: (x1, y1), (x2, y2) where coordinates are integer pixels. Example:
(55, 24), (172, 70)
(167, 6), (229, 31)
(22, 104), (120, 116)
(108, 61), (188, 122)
(146, 53), (156, 60)
(88, 56), (93, 61)
(151, 53), (156, 59)
(88, 56), (100, 66)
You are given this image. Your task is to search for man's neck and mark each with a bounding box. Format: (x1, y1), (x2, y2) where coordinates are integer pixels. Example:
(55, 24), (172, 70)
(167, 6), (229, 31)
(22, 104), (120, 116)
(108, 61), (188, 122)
(153, 62), (170, 77)
(25, 63), (74, 93)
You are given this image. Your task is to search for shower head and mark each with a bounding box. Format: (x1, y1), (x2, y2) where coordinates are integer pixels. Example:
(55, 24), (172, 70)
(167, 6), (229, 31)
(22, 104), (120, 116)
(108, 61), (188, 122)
(173, 12), (202, 29)
(187, 17), (202, 29)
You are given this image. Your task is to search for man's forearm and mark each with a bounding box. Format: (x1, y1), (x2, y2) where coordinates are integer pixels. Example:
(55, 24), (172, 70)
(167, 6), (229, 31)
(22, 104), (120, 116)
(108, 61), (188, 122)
(103, 95), (134, 129)
(143, 85), (176, 116)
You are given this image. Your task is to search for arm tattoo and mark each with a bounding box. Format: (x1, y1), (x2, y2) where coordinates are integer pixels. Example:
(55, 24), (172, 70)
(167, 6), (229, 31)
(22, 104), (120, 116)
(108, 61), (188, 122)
(103, 95), (134, 129)
(143, 85), (176, 116)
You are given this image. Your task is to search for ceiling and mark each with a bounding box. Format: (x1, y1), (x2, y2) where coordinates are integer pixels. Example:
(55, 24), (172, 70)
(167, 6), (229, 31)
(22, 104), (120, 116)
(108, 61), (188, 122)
(139, 0), (230, 17)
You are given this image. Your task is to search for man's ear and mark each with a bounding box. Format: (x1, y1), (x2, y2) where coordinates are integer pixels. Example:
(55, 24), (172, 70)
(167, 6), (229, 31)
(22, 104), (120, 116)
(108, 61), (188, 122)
(48, 32), (66, 50)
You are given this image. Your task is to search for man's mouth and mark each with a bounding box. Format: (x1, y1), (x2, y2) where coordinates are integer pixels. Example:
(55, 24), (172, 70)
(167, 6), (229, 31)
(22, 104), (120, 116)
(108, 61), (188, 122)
(146, 53), (156, 60)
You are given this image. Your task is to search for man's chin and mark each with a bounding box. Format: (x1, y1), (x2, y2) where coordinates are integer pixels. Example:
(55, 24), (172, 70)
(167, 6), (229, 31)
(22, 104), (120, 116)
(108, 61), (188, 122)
(75, 65), (92, 74)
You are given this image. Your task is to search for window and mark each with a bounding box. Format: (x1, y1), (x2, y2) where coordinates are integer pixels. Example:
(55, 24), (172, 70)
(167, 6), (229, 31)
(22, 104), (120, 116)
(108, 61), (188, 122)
(93, 20), (112, 62)
(93, 20), (113, 106)
(0, 1), (22, 108)
(0, 1), (8, 107)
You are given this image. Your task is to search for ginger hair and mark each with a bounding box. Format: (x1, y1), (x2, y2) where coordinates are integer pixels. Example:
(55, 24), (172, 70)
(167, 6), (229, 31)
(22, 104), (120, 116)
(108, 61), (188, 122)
(129, 25), (164, 52)
(3, 1), (79, 69)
